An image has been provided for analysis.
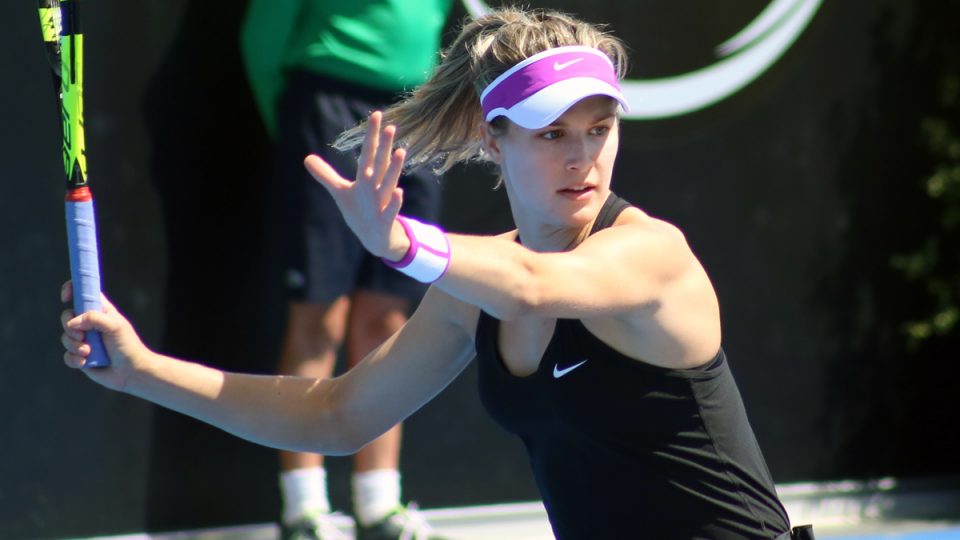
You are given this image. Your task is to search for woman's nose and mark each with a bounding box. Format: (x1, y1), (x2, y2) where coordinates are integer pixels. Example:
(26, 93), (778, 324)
(564, 138), (590, 170)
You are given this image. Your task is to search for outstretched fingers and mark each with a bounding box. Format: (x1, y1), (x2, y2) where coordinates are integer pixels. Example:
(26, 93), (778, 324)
(378, 147), (406, 212)
(371, 124), (396, 186)
(357, 111), (383, 181)
(302, 112), (406, 258)
(305, 154), (351, 194)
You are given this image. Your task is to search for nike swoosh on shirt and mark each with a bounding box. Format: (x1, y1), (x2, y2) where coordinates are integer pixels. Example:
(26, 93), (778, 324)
(553, 58), (584, 70)
(553, 359), (588, 378)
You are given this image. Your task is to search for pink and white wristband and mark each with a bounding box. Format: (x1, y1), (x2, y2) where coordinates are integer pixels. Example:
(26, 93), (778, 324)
(383, 216), (451, 283)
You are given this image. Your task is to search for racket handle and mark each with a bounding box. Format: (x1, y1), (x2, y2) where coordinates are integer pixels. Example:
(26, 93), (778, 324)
(65, 192), (110, 368)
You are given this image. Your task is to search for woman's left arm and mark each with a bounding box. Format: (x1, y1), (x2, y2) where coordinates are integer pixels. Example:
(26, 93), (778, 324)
(436, 222), (698, 320)
(305, 112), (700, 321)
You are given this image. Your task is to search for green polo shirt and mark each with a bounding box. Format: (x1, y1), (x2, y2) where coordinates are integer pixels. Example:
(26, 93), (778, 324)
(241, 0), (451, 136)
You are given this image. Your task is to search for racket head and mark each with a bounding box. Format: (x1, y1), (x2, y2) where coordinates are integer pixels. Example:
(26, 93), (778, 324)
(38, 0), (63, 66)
(37, 0), (64, 107)
(38, 0), (87, 187)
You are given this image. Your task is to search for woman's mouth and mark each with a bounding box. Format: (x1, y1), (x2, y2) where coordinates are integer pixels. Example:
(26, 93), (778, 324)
(559, 185), (595, 199)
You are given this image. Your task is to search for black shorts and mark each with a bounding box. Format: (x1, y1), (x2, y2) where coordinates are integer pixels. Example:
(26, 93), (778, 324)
(268, 71), (442, 304)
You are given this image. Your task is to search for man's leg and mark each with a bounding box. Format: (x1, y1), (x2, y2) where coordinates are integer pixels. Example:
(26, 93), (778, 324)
(278, 298), (350, 538)
(342, 289), (447, 540)
(345, 290), (409, 528)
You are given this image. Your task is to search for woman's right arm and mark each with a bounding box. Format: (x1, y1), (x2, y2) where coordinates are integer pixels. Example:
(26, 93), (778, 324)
(60, 282), (477, 455)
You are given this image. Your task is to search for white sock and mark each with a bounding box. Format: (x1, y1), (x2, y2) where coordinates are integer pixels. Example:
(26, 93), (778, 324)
(280, 467), (331, 525)
(352, 469), (401, 526)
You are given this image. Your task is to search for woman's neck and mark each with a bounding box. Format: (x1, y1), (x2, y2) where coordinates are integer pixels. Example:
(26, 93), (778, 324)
(512, 215), (596, 253)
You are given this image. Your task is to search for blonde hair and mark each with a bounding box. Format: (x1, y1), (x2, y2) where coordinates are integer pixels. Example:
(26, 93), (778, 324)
(332, 7), (629, 173)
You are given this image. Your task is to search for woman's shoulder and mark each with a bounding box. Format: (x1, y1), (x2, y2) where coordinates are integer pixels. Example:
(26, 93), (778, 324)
(610, 206), (689, 245)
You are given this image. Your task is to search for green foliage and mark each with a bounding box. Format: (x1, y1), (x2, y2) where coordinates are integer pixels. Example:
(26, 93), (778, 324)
(891, 74), (960, 350)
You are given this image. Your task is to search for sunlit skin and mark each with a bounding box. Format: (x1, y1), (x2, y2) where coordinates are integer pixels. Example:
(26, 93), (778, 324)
(57, 94), (721, 460)
(481, 96), (621, 253)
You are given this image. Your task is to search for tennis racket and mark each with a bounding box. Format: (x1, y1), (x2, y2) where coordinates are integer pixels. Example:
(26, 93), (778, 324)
(38, 0), (109, 367)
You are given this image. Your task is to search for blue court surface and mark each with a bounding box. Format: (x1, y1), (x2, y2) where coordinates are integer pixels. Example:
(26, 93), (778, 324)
(68, 509), (960, 540)
(69, 477), (960, 540)
(67, 517), (960, 540)
(822, 528), (960, 540)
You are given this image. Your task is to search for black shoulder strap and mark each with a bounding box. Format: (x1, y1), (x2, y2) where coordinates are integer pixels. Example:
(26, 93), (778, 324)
(590, 192), (632, 235)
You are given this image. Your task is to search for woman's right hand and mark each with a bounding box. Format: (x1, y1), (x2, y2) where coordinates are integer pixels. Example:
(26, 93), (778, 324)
(60, 281), (152, 392)
(304, 111), (409, 262)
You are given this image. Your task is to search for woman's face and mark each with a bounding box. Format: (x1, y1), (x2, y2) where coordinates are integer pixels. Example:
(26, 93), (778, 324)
(482, 96), (620, 230)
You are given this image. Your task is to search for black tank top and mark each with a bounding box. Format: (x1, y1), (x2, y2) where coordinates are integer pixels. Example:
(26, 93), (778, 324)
(475, 193), (790, 539)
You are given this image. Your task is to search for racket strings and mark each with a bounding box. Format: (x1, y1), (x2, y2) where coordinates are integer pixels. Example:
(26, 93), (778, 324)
(38, 1), (64, 71)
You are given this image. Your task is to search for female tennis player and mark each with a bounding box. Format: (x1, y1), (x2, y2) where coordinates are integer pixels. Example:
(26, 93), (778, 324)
(61, 8), (803, 539)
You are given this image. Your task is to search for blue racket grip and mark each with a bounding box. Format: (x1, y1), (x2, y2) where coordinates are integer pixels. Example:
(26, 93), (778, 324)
(65, 197), (110, 368)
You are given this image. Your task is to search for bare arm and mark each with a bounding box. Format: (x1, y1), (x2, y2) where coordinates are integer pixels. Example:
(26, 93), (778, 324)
(435, 218), (697, 320)
(61, 284), (476, 455)
(307, 112), (704, 323)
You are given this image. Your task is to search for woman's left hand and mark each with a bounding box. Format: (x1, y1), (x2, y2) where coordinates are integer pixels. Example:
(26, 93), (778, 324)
(304, 111), (408, 260)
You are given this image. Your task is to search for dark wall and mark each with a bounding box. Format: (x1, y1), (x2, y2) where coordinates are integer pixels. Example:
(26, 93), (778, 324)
(2, 0), (958, 538)
(1, 1), (175, 538)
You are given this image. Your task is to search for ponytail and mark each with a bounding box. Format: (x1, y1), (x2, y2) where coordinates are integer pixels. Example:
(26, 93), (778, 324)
(333, 8), (628, 174)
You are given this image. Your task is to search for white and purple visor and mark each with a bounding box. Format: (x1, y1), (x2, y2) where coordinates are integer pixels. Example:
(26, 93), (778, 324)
(480, 45), (629, 129)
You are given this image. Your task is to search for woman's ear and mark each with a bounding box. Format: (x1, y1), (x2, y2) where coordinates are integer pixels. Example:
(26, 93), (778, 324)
(478, 123), (503, 164)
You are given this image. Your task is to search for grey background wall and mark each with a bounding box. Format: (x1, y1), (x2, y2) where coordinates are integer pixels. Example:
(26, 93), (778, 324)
(2, 0), (958, 538)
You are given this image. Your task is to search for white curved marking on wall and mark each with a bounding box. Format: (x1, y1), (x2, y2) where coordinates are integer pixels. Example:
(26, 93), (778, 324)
(716, 0), (803, 56)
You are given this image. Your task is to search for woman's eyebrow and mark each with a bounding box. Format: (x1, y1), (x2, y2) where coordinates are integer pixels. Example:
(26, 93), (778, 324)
(547, 112), (617, 128)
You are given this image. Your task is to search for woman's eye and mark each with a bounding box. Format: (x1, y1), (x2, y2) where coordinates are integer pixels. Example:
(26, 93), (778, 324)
(591, 126), (610, 136)
(541, 130), (563, 140)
